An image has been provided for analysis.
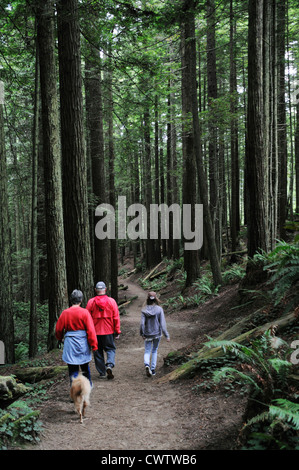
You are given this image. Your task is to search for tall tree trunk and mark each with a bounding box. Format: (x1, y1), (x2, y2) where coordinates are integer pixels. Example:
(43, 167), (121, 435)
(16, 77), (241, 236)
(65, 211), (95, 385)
(154, 95), (162, 261)
(36, 0), (68, 349)
(0, 81), (15, 363)
(277, 0), (287, 239)
(166, 83), (174, 259)
(295, 95), (299, 215)
(182, 3), (222, 287)
(29, 38), (40, 358)
(85, 48), (109, 286)
(144, 106), (160, 268)
(246, 0), (269, 260)
(206, 0), (220, 256)
(269, 0), (278, 249)
(230, 0), (240, 261)
(57, 0), (93, 302)
(106, 51), (118, 302)
(159, 127), (167, 257)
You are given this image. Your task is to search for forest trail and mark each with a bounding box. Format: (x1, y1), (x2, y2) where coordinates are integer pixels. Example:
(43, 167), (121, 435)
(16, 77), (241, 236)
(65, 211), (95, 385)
(29, 278), (197, 450)
(24, 276), (245, 451)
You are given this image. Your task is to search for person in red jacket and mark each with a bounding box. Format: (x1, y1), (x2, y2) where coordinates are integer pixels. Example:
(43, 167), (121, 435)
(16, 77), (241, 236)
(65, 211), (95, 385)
(55, 289), (98, 386)
(86, 281), (121, 379)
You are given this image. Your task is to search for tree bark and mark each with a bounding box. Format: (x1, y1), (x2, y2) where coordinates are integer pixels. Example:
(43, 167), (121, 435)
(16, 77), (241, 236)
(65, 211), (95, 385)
(181, 19), (200, 287)
(29, 37), (40, 358)
(246, 0), (269, 259)
(230, 0), (240, 260)
(277, 0), (287, 239)
(106, 50), (118, 302)
(85, 47), (109, 286)
(207, 0), (220, 257)
(182, 3), (222, 287)
(57, 0), (93, 302)
(37, 0), (68, 349)
(295, 96), (299, 214)
(0, 82), (15, 363)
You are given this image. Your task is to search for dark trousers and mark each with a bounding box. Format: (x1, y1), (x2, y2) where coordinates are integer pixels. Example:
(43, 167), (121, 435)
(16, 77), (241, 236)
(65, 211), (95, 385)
(93, 334), (116, 376)
(68, 363), (91, 385)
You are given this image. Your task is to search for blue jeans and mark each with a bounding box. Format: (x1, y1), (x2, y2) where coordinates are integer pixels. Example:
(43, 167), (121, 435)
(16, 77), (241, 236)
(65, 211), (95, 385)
(144, 337), (161, 371)
(94, 334), (116, 376)
(67, 363), (92, 386)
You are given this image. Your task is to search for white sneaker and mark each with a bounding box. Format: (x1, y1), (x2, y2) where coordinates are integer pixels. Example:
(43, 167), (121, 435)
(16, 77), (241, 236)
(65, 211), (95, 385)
(145, 365), (152, 377)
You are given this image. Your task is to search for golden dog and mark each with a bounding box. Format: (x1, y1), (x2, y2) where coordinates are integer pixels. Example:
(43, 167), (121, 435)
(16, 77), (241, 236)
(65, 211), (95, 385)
(70, 373), (91, 423)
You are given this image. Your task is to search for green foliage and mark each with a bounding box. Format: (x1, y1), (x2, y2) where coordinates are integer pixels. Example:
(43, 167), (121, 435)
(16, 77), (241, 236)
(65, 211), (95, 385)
(206, 331), (292, 402)
(204, 330), (298, 449)
(265, 240), (299, 312)
(13, 301), (49, 357)
(222, 264), (246, 284)
(193, 274), (219, 296)
(242, 399), (299, 450)
(0, 401), (42, 449)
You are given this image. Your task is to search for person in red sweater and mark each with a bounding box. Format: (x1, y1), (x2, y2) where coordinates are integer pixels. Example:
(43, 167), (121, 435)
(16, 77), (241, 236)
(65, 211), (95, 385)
(55, 289), (98, 386)
(86, 281), (121, 379)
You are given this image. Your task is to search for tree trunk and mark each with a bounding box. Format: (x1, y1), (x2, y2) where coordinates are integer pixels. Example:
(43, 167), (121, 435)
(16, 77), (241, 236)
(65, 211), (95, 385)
(246, 0), (269, 259)
(207, 0), (220, 257)
(57, 0), (93, 302)
(230, 0), (240, 260)
(277, 0), (287, 240)
(154, 95), (162, 259)
(181, 18), (200, 287)
(106, 51), (118, 302)
(0, 81), (15, 364)
(269, 0), (278, 249)
(166, 83), (174, 259)
(37, 0), (68, 349)
(85, 47), (109, 286)
(182, 3), (222, 287)
(144, 106), (160, 268)
(29, 38), (40, 358)
(295, 96), (299, 215)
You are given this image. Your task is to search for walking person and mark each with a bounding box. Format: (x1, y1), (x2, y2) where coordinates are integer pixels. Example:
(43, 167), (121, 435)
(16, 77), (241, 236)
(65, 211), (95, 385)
(86, 282), (121, 379)
(55, 289), (98, 386)
(140, 291), (170, 377)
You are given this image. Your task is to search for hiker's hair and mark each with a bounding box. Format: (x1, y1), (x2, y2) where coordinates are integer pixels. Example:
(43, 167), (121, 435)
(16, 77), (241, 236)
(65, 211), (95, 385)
(70, 289), (83, 305)
(146, 297), (160, 305)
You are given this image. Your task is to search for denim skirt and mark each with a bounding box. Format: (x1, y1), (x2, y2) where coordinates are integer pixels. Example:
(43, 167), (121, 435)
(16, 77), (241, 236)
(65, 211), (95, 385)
(62, 330), (92, 365)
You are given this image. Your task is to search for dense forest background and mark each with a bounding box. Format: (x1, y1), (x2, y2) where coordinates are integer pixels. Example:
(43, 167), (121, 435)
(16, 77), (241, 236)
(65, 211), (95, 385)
(0, 0), (298, 364)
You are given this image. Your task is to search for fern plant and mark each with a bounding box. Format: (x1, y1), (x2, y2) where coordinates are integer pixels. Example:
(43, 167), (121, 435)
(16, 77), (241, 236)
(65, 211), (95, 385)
(243, 399), (299, 450)
(206, 332), (297, 449)
(206, 330), (292, 404)
(266, 240), (299, 312)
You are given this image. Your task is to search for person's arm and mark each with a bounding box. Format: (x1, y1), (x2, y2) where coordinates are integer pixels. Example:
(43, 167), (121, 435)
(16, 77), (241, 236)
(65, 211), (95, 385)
(84, 310), (98, 351)
(159, 308), (170, 340)
(55, 312), (65, 341)
(140, 312), (145, 337)
(111, 298), (121, 335)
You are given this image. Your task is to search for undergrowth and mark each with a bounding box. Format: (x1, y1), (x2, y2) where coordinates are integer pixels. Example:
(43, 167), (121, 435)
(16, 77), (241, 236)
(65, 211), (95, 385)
(0, 400), (43, 449)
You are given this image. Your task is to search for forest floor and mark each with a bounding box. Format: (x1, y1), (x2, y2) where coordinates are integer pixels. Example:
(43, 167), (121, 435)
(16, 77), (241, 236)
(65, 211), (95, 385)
(6, 256), (265, 453)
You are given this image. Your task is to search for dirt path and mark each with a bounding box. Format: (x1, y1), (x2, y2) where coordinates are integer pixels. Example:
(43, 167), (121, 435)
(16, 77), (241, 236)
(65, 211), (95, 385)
(30, 279), (197, 450)
(24, 277), (245, 451)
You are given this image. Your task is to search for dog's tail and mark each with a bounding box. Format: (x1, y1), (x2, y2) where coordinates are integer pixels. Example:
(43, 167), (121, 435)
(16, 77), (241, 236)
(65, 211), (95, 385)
(71, 373), (91, 404)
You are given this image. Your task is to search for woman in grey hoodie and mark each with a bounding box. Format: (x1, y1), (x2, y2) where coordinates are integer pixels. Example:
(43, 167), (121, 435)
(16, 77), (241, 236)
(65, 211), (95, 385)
(140, 291), (170, 377)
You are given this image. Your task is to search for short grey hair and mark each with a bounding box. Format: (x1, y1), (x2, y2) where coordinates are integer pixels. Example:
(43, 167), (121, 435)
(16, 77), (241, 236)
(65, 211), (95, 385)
(70, 289), (83, 305)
